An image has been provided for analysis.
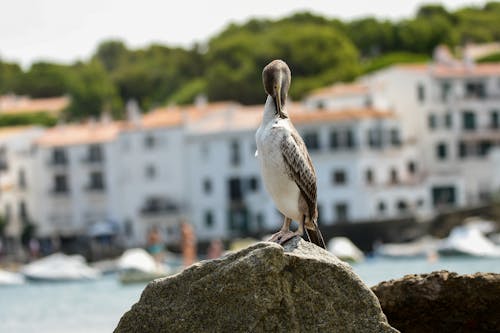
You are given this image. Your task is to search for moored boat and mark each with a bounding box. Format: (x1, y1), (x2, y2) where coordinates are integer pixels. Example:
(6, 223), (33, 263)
(21, 253), (100, 282)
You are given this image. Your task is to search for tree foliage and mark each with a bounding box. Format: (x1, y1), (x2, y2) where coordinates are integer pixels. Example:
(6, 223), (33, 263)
(1, 2), (500, 121)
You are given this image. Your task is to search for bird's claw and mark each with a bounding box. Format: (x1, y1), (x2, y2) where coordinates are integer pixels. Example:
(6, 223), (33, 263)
(268, 230), (297, 245)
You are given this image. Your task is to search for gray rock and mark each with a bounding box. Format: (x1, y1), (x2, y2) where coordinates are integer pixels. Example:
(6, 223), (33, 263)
(115, 236), (397, 333)
(372, 270), (500, 333)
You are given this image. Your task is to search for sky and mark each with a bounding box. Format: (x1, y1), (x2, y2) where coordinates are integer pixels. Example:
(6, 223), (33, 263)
(0, 0), (485, 67)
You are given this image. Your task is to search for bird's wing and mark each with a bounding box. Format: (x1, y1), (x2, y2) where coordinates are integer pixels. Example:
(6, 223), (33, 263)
(279, 128), (317, 219)
(255, 149), (258, 157)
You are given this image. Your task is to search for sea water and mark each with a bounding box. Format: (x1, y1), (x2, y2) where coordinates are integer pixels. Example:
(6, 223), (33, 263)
(1, 256), (499, 333)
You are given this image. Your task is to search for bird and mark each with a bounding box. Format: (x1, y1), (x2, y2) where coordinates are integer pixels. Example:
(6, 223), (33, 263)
(255, 59), (325, 249)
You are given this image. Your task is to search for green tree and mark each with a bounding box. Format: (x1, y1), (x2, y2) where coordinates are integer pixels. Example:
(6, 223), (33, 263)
(0, 60), (22, 94)
(65, 60), (123, 120)
(111, 44), (204, 109)
(94, 40), (128, 72)
(206, 21), (359, 103)
(346, 18), (396, 57)
(14, 62), (73, 98)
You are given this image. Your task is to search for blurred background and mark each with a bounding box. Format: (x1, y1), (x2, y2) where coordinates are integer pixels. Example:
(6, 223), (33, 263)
(1, 1), (500, 332)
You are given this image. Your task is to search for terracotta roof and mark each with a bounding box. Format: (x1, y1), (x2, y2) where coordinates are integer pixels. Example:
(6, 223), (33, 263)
(125, 101), (239, 130)
(308, 83), (369, 98)
(36, 122), (122, 147)
(188, 103), (394, 135)
(397, 63), (500, 77)
(0, 95), (69, 115)
(290, 107), (394, 124)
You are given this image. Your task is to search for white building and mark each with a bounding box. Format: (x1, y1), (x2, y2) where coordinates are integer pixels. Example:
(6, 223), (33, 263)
(1, 48), (498, 249)
(185, 102), (429, 241)
(0, 126), (44, 254)
(363, 49), (500, 208)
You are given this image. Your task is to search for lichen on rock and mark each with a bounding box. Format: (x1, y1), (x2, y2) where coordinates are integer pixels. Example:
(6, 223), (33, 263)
(115, 236), (397, 333)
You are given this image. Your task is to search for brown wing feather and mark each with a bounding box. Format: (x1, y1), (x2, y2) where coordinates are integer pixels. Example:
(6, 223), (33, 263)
(279, 128), (318, 221)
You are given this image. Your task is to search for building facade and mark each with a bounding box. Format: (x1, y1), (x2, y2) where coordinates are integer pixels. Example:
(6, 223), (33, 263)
(1, 49), (499, 250)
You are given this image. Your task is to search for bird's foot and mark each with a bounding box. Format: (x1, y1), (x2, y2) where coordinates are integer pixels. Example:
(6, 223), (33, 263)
(268, 230), (298, 245)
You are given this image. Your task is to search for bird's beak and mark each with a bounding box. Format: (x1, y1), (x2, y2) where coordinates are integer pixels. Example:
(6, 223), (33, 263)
(273, 82), (287, 119)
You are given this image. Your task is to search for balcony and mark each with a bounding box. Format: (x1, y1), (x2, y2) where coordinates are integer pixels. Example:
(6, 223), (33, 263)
(140, 197), (180, 216)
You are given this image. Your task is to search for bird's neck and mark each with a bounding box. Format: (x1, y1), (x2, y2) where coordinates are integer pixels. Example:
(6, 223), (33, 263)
(262, 95), (280, 125)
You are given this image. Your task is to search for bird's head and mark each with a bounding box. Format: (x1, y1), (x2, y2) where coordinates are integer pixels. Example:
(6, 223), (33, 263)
(262, 59), (291, 119)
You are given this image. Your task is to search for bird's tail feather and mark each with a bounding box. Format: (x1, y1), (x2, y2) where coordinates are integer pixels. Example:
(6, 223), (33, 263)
(305, 221), (326, 249)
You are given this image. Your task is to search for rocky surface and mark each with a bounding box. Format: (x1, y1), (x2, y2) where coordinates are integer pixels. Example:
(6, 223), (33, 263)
(372, 270), (500, 333)
(115, 237), (397, 333)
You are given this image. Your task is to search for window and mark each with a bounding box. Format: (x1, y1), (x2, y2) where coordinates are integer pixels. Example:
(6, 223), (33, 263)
(303, 132), (320, 151)
(230, 140), (240, 166)
(462, 111), (476, 131)
(365, 169), (374, 185)
(228, 178), (243, 201)
(330, 129), (356, 150)
(390, 129), (401, 146)
(329, 131), (339, 150)
(491, 110), (499, 129)
(203, 178), (212, 194)
(204, 211), (214, 228)
(436, 142), (448, 160)
(54, 174), (69, 193)
(465, 81), (486, 99)
(346, 129), (356, 148)
(248, 177), (259, 192)
(144, 134), (156, 149)
(441, 81), (452, 101)
(52, 148), (68, 165)
(444, 113), (453, 129)
(478, 141), (492, 157)
(397, 200), (408, 213)
(19, 200), (28, 222)
(89, 172), (105, 190)
(417, 83), (425, 102)
(335, 203), (348, 223)
(432, 186), (456, 207)
(407, 161), (417, 175)
(332, 170), (347, 185)
(428, 114), (437, 130)
(378, 201), (386, 213)
(390, 168), (399, 184)
(368, 128), (382, 149)
(145, 165), (156, 179)
(458, 141), (467, 158)
(88, 145), (103, 162)
(18, 169), (27, 189)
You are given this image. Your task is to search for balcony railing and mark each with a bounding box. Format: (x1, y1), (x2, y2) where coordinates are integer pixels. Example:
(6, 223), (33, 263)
(140, 202), (179, 216)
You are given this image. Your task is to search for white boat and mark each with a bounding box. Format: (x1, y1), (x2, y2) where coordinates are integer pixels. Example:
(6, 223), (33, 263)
(0, 269), (25, 285)
(21, 253), (100, 282)
(328, 237), (365, 263)
(438, 225), (500, 257)
(375, 236), (440, 259)
(117, 248), (170, 284)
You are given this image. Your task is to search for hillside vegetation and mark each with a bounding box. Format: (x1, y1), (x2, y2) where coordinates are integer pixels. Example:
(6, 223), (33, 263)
(0, 2), (500, 121)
